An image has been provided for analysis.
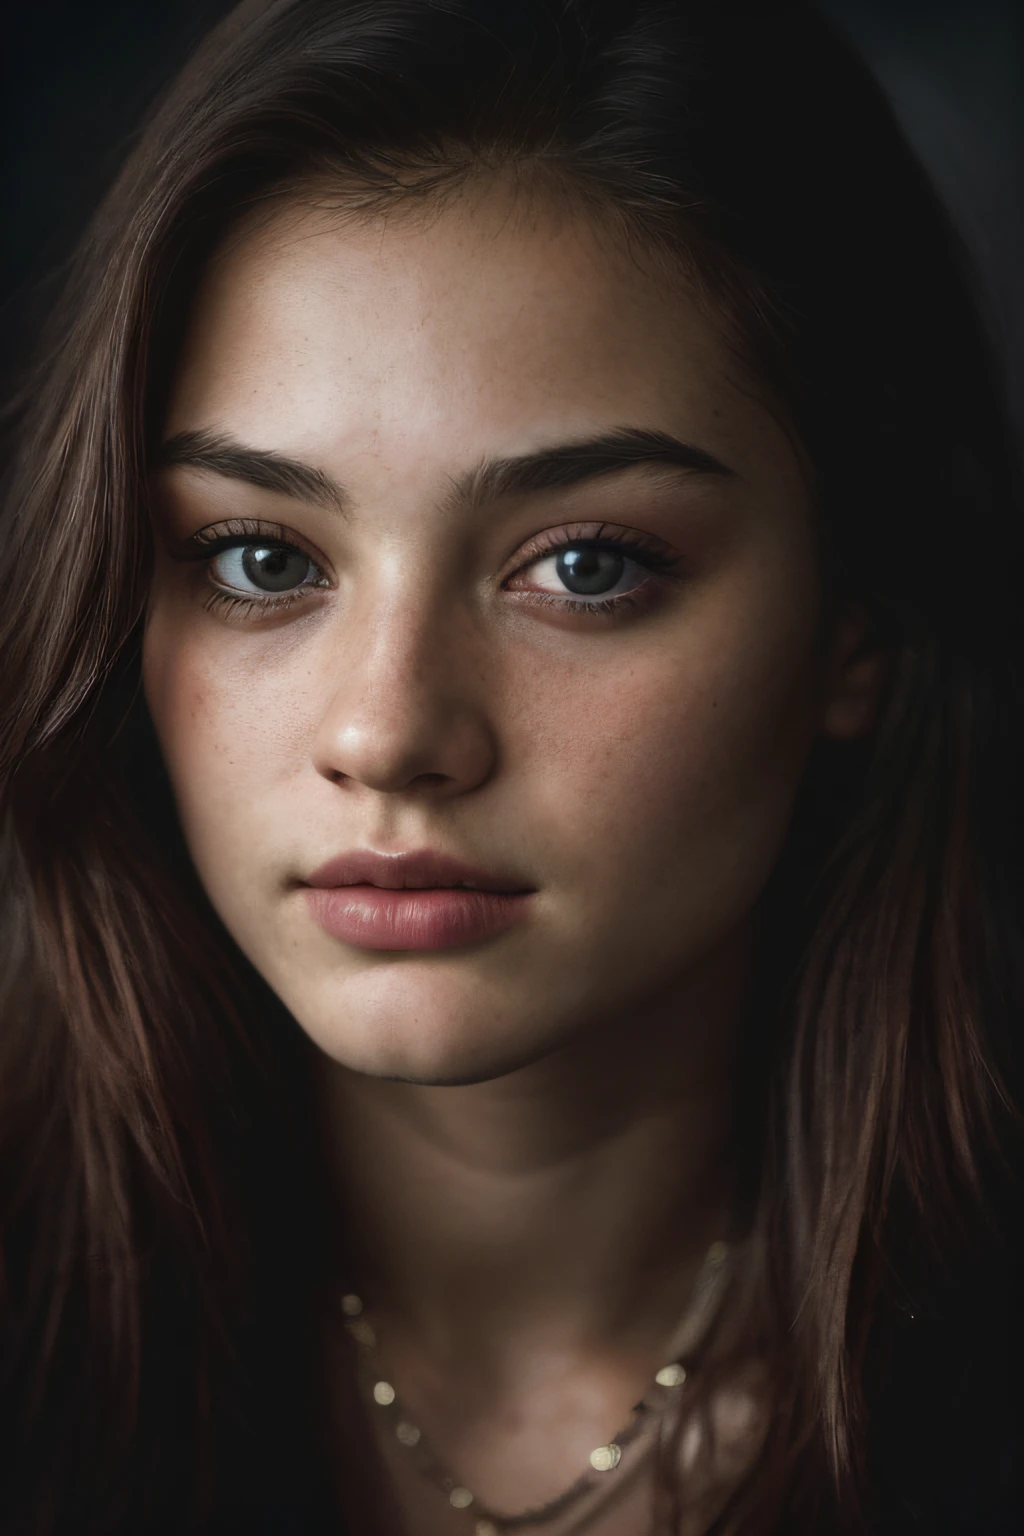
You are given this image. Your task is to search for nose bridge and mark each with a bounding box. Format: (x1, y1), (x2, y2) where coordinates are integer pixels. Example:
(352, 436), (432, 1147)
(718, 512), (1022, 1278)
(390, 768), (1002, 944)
(312, 564), (495, 795)
(368, 544), (482, 689)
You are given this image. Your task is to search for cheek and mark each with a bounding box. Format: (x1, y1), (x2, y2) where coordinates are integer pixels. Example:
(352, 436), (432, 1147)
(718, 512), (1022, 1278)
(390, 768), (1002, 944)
(508, 596), (821, 940)
(141, 602), (308, 858)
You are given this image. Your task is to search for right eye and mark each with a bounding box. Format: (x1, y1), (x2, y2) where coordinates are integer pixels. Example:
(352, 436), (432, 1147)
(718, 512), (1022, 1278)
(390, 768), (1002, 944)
(209, 541), (324, 596)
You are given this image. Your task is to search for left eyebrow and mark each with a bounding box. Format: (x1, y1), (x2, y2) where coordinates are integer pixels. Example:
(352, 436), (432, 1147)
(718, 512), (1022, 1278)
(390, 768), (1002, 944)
(153, 424), (736, 516)
(444, 427), (736, 514)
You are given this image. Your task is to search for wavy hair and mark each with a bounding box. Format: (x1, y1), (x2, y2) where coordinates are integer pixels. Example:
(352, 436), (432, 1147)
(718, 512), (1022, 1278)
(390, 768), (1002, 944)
(1, 2), (1022, 1530)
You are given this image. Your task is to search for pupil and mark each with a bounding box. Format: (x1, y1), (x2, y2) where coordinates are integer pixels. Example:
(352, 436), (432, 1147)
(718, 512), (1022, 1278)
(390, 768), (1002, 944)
(242, 545), (309, 592)
(556, 547), (624, 596)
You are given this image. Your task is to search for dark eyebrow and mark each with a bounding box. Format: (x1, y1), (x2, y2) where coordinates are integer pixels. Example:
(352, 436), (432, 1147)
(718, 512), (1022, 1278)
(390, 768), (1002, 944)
(444, 427), (735, 513)
(154, 424), (735, 515)
(155, 429), (345, 511)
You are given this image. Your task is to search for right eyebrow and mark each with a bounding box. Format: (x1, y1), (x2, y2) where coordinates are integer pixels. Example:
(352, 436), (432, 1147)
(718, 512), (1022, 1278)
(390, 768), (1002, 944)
(154, 429), (346, 512)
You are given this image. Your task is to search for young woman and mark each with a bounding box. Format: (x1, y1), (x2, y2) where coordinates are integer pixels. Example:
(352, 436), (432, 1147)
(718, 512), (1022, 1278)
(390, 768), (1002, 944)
(1, 1), (1021, 1532)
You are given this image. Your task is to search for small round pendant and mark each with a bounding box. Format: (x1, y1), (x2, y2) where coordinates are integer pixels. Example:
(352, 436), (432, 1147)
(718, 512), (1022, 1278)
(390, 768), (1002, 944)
(589, 1443), (622, 1472)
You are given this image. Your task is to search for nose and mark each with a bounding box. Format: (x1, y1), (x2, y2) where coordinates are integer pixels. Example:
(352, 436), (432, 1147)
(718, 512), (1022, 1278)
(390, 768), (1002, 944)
(311, 591), (498, 798)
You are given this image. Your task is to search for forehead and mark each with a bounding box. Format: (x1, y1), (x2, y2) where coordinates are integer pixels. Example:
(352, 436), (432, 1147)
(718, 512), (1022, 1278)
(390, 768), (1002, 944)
(164, 183), (798, 496)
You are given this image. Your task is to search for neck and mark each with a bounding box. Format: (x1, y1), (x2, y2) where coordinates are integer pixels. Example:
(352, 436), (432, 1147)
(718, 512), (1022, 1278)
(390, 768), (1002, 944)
(315, 929), (750, 1378)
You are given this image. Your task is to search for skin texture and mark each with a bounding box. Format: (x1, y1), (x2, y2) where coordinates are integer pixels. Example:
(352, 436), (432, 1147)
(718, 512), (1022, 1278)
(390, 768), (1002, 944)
(143, 183), (880, 1532)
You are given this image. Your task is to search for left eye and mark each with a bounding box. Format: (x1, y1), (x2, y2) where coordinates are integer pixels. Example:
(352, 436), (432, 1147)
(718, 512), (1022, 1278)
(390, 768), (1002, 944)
(210, 543), (320, 595)
(526, 545), (642, 599)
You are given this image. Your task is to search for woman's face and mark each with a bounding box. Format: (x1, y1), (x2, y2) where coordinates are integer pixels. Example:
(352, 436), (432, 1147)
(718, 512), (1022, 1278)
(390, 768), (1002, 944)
(144, 185), (868, 1084)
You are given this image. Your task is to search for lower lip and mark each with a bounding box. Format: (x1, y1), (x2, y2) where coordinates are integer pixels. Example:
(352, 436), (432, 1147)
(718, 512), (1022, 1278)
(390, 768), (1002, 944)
(302, 885), (533, 951)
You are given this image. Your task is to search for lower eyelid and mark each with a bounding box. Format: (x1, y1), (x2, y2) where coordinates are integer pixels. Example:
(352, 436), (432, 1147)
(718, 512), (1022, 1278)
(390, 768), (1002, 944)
(507, 579), (664, 622)
(202, 584), (319, 621)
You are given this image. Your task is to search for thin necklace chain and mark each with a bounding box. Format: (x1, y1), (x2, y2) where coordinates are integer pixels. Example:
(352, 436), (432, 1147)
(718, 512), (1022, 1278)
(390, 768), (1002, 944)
(339, 1239), (732, 1534)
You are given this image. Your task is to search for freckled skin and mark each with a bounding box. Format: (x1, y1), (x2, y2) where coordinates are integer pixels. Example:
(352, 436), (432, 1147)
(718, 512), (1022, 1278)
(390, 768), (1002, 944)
(143, 186), (871, 1086)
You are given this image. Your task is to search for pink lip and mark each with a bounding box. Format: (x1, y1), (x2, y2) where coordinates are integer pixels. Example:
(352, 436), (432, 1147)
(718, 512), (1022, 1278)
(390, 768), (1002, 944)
(300, 850), (535, 951)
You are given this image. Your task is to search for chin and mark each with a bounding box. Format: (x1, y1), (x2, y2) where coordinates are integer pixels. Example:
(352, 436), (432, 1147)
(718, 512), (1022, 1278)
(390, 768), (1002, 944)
(313, 1023), (553, 1087)
(290, 967), (566, 1086)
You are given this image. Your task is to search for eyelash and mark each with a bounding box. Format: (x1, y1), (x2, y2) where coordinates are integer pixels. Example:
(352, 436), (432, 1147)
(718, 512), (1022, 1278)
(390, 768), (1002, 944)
(506, 523), (681, 618)
(172, 519), (330, 620)
(175, 518), (681, 622)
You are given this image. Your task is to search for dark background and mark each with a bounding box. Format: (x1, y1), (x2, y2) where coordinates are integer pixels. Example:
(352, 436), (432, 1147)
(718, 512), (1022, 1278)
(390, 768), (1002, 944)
(2, 0), (1022, 441)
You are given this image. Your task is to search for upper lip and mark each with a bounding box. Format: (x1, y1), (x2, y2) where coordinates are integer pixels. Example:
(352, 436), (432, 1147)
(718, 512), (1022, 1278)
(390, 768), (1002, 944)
(303, 850), (534, 894)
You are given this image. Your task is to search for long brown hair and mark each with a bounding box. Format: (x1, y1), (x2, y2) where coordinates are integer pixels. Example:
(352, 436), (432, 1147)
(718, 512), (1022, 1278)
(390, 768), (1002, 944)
(2, 2), (1022, 1531)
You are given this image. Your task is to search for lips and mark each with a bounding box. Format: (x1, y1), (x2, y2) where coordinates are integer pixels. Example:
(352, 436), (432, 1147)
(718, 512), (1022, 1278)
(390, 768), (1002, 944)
(304, 849), (532, 894)
(300, 850), (535, 950)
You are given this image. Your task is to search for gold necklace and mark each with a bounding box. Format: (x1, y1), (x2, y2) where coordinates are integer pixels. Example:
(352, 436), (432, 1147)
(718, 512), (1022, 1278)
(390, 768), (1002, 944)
(340, 1238), (732, 1534)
